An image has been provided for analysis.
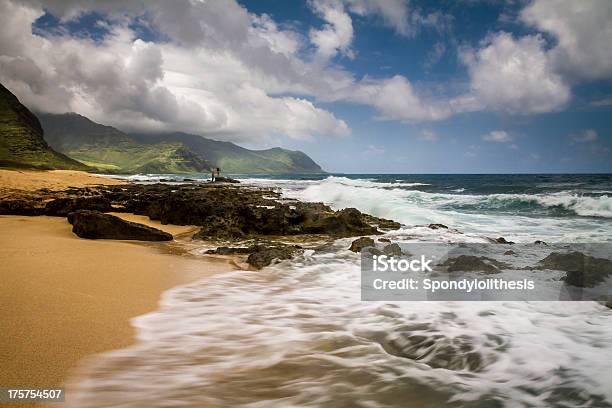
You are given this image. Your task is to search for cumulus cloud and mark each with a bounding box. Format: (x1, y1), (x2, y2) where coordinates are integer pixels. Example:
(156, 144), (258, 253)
(309, 0), (354, 59)
(482, 130), (512, 143)
(461, 32), (570, 114)
(343, 75), (453, 121)
(0, 0), (350, 142)
(345, 0), (411, 35)
(521, 0), (612, 82)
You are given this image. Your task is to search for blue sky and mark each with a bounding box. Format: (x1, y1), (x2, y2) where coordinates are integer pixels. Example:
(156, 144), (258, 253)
(1, 0), (611, 173)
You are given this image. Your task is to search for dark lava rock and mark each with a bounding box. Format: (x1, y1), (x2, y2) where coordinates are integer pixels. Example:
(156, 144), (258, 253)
(534, 240), (547, 245)
(495, 237), (515, 244)
(67, 210), (172, 241)
(378, 237), (391, 243)
(363, 247), (383, 256)
(383, 243), (403, 257)
(214, 176), (240, 183)
(0, 199), (42, 215)
(246, 244), (303, 269)
(442, 255), (510, 274)
(206, 243), (303, 268)
(537, 251), (612, 287)
(504, 250), (517, 256)
(4, 183), (401, 241)
(428, 223), (448, 230)
(300, 208), (381, 237)
(45, 196), (112, 216)
(349, 237), (375, 252)
(206, 246), (253, 255)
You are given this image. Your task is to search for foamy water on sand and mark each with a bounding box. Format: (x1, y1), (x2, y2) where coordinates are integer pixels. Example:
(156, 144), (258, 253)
(67, 175), (612, 407)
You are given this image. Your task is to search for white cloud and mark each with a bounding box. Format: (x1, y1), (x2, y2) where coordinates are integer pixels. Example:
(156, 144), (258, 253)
(572, 129), (598, 143)
(344, 75), (453, 121)
(461, 32), (570, 114)
(0, 0), (350, 142)
(345, 0), (410, 35)
(309, 0), (354, 59)
(521, 0), (612, 82)
(482, 130), (512, 142)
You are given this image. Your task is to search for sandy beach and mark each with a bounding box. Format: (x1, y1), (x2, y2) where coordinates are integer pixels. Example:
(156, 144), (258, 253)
(0, 170), (235, 406)
(0, 169), (125, 192)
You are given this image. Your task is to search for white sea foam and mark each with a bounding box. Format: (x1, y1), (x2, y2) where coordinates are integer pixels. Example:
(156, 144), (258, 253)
(67, 239), (612, 407)
(66, 175), (612, 407)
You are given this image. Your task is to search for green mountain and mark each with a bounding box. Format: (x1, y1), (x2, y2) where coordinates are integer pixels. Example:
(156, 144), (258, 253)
(130, 132), (325, 174)
(39, 113), (211, 174)
(0, 84), (88, 170)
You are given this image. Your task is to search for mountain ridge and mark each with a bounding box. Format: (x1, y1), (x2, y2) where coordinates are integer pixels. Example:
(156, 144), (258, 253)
(39, 112), (325, 174)
(129, 131), (325, 174)
(0, 84), (89, 170)
(39, 113), (212, 174)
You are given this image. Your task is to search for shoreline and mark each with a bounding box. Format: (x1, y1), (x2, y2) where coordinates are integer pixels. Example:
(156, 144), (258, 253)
(0, 214), (237, 405)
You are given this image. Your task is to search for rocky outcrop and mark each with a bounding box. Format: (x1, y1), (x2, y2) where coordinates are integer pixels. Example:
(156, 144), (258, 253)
(67, 210), (172, 241)
(45, 196), (112, 216)
(246, 244), (303, 269)
(206, 243), (303, 269)
(0, 199), (43, 215)
(213, 176), (240, 183)
(441, 255), (510, 274)
(537, 251), (612, 287)
(1, 182), (402, 242)
(494, 237), (514, 244)
(349, 237), (375, 252)
(382, 243), (403, 257)
(428, 223), (448, 230)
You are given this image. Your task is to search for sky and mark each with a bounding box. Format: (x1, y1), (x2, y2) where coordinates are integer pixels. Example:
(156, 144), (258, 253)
(0, 0), (611, 173)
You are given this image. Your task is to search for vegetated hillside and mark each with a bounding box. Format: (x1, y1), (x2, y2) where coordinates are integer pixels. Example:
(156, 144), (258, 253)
(39, 113), (211, 173)
(130, 132), (325, 174)
(0, 83), (88, 170)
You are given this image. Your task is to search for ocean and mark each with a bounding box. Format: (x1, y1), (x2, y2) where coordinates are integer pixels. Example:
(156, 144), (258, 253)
(72, 174), (612, 407)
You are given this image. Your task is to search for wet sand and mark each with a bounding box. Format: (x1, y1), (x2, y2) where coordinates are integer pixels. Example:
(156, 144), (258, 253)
(0, 215), (235, 405)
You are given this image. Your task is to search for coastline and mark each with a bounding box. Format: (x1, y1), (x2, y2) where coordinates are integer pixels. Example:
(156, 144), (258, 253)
(0, 168), (241, 406)
(0, 215), (236, 404)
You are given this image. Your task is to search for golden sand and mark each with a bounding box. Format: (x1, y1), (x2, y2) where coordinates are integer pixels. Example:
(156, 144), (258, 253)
(0, 215), (234, 406)
(0, 169), (124, 192)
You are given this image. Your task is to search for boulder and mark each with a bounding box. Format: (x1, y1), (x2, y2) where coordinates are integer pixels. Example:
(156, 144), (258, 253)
(206, 246), (252, 255)
(428, 223), (448, 230)
(349, 237), (375, 252)
(442, 255), (509, 274)
(537, 251), (612, 287)
(246, 244), (303, 269)
(378, 237), (391, 243)
(45, 196), (112, 216)
(383, 243), (403, 256)
(213, 176), (240, 183)
(495, 237), (514, 244)
(0, 199), (42, 216)
(67, 210), (172, 241)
